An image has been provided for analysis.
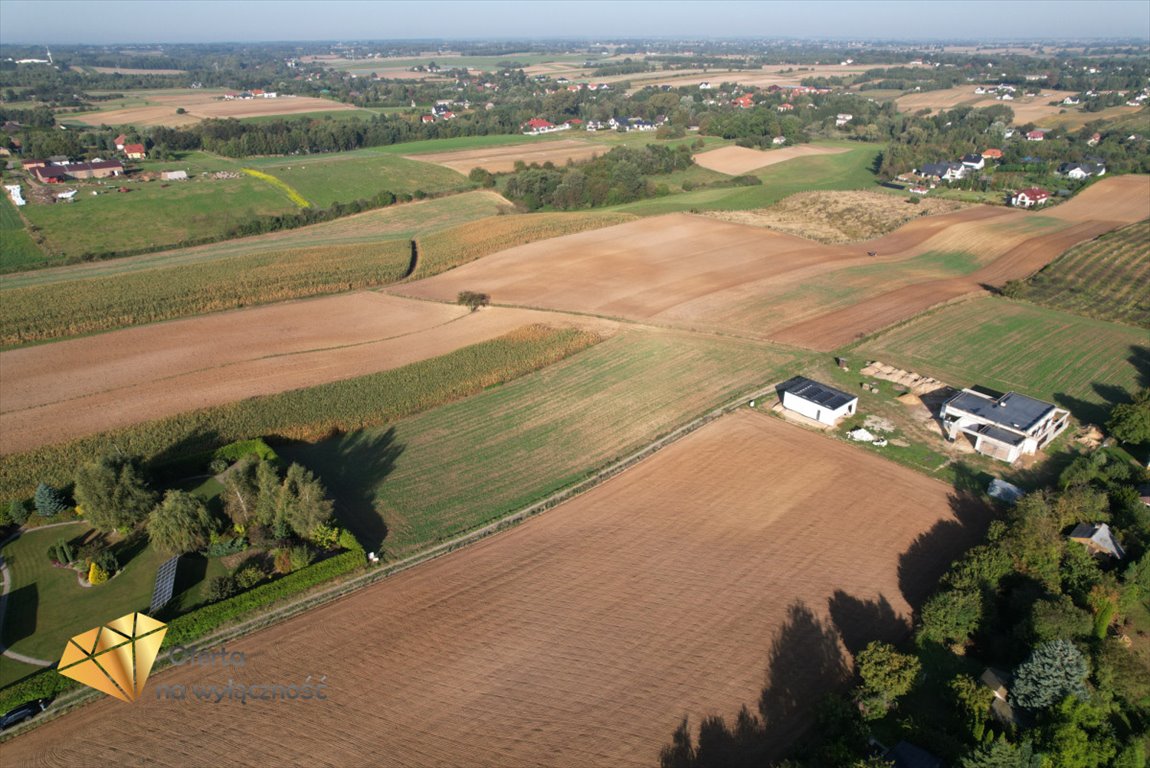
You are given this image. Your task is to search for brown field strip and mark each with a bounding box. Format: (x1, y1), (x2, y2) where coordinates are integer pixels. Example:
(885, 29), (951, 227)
(404, 139), (606, 174)
(0, 293), (616, 454)
(895, 86), (1080, 124)
(398, 176), (1147, 348)
(692, 144), (850, 175)
(3, 411), (988, 766)
(69, 92), (360, 127)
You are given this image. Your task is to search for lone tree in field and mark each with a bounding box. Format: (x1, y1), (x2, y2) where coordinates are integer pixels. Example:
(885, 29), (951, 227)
(1010, 638), (1089, 710)
(147, 490), (214, 556)
(74, 455), (157, 532)
(457, 291), (490, 311)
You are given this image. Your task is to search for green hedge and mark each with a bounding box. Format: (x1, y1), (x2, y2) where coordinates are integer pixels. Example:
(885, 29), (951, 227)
(213, 438), (279, 464)
(162, 547), (363, 645)
(0, 546), (363, 714)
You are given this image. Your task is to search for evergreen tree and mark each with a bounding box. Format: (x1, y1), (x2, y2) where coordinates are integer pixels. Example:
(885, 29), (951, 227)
(1011, 639), (1089, 710)
(33, 482), (69, 517)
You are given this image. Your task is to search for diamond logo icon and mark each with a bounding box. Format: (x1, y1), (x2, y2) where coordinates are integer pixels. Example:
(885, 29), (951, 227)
(57, 612), (167, 703)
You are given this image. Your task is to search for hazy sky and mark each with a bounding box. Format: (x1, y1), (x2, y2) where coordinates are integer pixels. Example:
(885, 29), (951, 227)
(1, 0), (1148, 45)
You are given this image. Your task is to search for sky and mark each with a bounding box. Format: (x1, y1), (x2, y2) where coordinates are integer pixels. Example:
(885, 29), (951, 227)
(1, 0), (1148, 45)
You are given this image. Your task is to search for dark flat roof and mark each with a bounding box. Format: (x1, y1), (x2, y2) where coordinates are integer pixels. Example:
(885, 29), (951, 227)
(947, 389), (1055, 433)
(778, 376), (857, 410)
(970, 422), (1026, 447)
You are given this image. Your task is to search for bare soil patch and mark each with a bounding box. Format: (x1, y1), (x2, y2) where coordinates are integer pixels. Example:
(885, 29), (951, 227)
(86, 66), (186, 75)
(692, 144), (850, 175)
(0, 293), (616, 453)
(69, 92), (360, 128)
(4, 411), (987, 767)
(704, 190), (970, 243)
(405, 139), (605, 174)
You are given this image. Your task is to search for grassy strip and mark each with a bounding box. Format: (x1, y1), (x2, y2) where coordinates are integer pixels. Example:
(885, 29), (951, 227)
(412, 211), (636, 278)
(0, 325), (601, 499)
(0, 240), (412, 346)
(0, 194), (45, 272)
(241, 168), (311, 208)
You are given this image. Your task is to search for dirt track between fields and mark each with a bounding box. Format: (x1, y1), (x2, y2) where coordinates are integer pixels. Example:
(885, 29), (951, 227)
(398, 175), (1149, 349)
(692, 144), (850, 175)
(0, 293), (616, 454)
(405, 139), (606, 173)
(2, 411), (989, 766)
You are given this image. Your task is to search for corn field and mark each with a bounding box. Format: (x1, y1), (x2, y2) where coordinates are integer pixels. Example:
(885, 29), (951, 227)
(0, 325), (601, 499)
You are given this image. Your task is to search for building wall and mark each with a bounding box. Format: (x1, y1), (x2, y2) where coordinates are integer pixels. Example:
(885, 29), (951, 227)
(781, 391), (855, 426)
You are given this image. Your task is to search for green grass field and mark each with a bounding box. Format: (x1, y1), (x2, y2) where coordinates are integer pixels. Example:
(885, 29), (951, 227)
(854, 296), (1149, 426)
(613, 144), (881, 216)
(245, 150), (470, 208)
(18, 171), (295, 263)
(279, 328), (804, 557)
(0, 193), (45, 271)
(1017, 219), (1150, 328)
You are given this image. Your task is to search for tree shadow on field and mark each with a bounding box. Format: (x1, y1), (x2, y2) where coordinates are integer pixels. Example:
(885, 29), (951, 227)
(276, 428), (403, 553)
(826, 590), (910, 657)
(148, 426), (226, 482)
(898, 481), (995, 612)
(658, 601), (851, 767)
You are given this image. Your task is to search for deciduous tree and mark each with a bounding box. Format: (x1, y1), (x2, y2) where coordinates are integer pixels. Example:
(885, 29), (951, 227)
(147, 490), (213, 556)
(73, 456), (157, 532)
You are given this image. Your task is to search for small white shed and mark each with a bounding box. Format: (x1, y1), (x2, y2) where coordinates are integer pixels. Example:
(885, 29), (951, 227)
(777, 376), (858, 426)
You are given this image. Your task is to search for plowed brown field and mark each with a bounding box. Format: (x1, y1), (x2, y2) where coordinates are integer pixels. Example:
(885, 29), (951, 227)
(895, 86), (1080, 124)
(0, 293), (615, 454)
(3, 412), (988, 766)
(70, 92), (361, 128)
(405, 139), (606, 174)
(398, 176), (1148, 349)
(692, 144), (850, 175)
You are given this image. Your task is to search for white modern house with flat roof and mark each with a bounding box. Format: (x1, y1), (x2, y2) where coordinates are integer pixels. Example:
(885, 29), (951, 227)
(941, 388), (1069, 463)
(778, 376), (858, 426)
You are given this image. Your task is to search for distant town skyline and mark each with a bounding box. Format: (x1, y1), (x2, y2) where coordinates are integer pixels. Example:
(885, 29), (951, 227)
(1, 0), (1149, 45)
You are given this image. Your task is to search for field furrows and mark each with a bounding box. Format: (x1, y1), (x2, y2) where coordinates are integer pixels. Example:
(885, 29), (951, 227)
(4, 412), (988, 767)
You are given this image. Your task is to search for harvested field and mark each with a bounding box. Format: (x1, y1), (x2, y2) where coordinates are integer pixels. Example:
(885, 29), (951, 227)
(3, 411), (989, 767)
(405, 139), (606, 174)
(399, 175), (1147, 350)
(894, 86), (1080, 124)
(69, 91), (360, 128)
(85, 66), (185, 75)
(692, 144), (850, 175)
(0, 293), (615, 453)
(703, 190), (970, 243)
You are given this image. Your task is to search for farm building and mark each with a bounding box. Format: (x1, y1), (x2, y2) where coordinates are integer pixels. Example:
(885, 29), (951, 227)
(941, 388), (1069, 464)
(777, 376), (858, 426)
(1011, 187), (1049, 207)
(1068, 523), (1125, 559)
(160, 170), (188, 181)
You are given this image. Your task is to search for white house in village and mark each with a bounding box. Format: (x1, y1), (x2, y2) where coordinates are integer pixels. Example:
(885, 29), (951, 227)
(941, 388), (1069, 463)
(778, 376), (858, 426)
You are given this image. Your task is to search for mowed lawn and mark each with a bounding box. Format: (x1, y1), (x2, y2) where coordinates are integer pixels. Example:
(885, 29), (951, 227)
(245, 149), (469, 208)
(0, 523), (166, 663)
(280, 328), (804, 557)
(0, 194), (45, 272)
(855, 296), (1149, 426)
(614, 143), (880, 216)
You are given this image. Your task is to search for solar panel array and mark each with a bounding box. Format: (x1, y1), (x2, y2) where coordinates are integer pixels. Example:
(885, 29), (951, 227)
(149, 556), (180, 614)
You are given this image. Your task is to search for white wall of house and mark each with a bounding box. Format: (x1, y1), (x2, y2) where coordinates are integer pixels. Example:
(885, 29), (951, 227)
(781, 391), (856, 426)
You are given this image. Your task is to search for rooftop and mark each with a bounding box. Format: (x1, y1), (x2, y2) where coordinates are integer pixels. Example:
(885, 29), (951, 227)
(946, 389), (1056, 434)
(779, 376), (857, 411)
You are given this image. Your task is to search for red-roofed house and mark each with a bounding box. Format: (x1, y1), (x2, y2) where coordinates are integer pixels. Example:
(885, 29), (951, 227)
(1026, 130), (1045, 141)
(982, 148), (1003, 159)
(776, 103), (794, 112)
(1087, 132), (1101, 146)
(114, 134), (128, 150)
(522, 117), (567, 135)
(565, 119), (583, 126)
(421, 115), (435, 123)
(124, 143), (147, 160)
(733, 95), (754, 109)
(1012, 187), (1049, 208)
